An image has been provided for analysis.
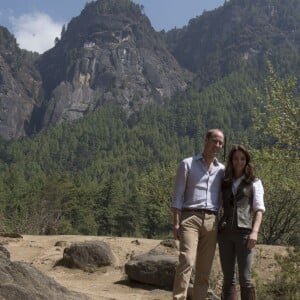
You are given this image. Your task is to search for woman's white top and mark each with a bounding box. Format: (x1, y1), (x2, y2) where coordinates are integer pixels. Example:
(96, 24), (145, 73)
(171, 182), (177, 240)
(232, 176), (265, 212)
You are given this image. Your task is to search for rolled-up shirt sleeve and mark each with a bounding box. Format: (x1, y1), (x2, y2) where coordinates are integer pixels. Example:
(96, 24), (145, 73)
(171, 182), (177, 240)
(171, 160), (189, 209)
(253, 179), (265, 212)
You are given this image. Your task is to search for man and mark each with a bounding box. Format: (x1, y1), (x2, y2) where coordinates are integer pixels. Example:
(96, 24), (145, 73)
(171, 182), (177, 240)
(171, 129), (225, 300)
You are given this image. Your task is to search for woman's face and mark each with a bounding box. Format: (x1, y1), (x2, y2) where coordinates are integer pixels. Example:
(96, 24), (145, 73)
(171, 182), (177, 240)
(232, 150), (247, 175)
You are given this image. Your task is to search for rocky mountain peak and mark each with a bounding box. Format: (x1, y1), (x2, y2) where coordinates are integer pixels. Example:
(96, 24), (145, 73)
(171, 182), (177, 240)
(38, 0), (190, 126)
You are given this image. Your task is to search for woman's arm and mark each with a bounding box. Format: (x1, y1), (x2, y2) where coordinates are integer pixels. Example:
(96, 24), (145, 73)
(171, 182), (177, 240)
(247, 210), (263, 249)
(247, 179), (265, 249)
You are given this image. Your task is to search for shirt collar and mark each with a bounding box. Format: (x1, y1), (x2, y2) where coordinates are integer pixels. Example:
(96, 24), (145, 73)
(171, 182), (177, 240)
(196, 153), (220, 166)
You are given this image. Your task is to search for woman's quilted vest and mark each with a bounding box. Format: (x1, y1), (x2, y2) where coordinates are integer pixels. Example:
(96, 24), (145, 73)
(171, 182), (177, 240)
(221, 179), (254, 231)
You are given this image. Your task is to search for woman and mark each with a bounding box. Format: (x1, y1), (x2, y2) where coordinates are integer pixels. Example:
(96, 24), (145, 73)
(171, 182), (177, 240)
(218, 145), (265, 300)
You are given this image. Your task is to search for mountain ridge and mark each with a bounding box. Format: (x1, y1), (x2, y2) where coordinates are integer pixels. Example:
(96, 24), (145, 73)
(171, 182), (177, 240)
(0, 0), (300, 139)
(162, 0), (300, 87)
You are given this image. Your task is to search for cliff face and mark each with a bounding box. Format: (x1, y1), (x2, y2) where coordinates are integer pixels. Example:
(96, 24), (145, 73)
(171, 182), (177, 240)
(0, 26), (41, 139)
(38, 0), (190, 126)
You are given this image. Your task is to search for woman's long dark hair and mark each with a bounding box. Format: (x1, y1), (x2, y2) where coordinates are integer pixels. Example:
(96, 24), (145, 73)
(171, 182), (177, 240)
(223, 144), (256, 184)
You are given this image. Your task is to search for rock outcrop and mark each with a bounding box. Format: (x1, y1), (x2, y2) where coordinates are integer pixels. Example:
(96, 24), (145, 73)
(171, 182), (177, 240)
(55, 241), (116, 271)
(125, 253), (178, 289)
(0, 26), (41, 139)
(125, 239), (179, 289)
(38, 0), (190, 126)
(125, 239), (220, 300)
(0, 246), (88, 300)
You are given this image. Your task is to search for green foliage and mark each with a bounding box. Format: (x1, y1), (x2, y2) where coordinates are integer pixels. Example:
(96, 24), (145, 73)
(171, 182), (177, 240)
(254, 149), (300, 245)
(1, 79), (244, 237)
(253, 61), (300, 154)
(90, 0), (142, 18)
(0, 60), (299, 242)
(137, 164), (176, 238)
(252, 63), (300, 245)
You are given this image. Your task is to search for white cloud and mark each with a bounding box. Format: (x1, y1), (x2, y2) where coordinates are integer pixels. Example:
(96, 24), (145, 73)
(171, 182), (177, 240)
(10, 12), (63, 54)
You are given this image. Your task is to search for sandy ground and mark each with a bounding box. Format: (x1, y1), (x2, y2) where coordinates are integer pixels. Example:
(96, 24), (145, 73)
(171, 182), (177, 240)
(1, 235), (288, 300)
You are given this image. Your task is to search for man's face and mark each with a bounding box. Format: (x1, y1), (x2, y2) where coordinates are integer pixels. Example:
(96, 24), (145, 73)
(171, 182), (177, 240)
(204, 131), (224, 156)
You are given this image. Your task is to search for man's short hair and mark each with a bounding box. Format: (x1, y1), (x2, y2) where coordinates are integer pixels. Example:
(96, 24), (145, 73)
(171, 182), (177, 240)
(205, 129), (223, 140)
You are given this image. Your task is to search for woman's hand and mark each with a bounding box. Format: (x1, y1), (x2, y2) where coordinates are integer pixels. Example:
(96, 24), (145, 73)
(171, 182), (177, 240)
(247, 210), (263, 249)
(247, 230), (258, 249)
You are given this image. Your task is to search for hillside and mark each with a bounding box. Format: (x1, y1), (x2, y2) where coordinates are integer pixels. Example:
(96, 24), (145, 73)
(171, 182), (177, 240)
(3, 235), (288, 300)
(163, 0), (300, 87)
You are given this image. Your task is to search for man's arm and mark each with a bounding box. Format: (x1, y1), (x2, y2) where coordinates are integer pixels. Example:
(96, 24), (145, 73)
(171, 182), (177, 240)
(171, 159), (189, 240)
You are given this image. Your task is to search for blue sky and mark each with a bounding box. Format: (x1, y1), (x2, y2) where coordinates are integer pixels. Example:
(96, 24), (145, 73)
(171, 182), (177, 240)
(0, 0), (224, 53)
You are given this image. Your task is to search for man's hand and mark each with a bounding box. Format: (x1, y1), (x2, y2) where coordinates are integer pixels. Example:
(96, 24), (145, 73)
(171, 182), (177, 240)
(172, 208), (181, 240)
(173, 224), (180, 240)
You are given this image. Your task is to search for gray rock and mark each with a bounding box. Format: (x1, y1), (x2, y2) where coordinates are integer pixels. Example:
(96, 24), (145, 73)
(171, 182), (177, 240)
(125, 253), (178, 290)
(39, 1), (190, 127)
(0, 54), (40, 140)
(0, 26), (41, 140)
(0, 246), (89, 300)
(55, 241), (116, 271)
(125, 239), (220, 300)
(54, 240), (70, 247)
(0, 233), (23, 239)
(159, 239), (179, 249)
(0, 245), (10, 259)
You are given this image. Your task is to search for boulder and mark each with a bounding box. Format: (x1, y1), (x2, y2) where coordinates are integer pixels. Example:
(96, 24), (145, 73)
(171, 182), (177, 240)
(54, 240), (70, 248)
(125, 239), (220, 300)
(0, 246), (88, 300)
(0, 245), (10, 259)
(125, 239), (179, 289)
(125, 253), (178, 290)
(0, 233), (23, 239)
(55, 241), (116, 271)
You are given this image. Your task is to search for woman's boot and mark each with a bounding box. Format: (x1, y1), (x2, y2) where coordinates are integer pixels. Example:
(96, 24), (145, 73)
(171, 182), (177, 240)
(221, 284), (238, 300)
(240, 286), (256, 300)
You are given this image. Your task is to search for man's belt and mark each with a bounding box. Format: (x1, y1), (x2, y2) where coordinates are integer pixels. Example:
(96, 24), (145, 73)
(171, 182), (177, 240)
(182, 208), (217, 216)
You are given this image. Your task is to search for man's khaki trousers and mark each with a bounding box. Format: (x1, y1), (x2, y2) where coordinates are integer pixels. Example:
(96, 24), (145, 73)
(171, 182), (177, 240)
(173, 211), (217, 300)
